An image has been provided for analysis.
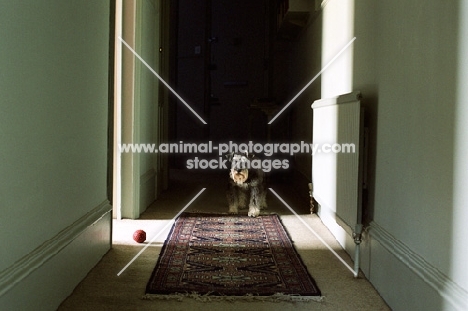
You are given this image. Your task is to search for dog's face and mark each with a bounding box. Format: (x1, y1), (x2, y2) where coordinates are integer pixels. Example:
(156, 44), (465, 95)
(226, 152), (252, 185)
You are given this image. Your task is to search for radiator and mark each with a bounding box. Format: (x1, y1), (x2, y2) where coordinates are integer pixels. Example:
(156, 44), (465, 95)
(311, 91), (365, 275)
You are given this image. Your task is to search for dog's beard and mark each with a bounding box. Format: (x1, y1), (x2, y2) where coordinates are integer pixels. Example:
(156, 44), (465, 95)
(230, 169), (248, 185)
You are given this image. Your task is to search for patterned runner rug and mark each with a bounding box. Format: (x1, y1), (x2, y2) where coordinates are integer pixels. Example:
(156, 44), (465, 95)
(144, 213), (321, 302)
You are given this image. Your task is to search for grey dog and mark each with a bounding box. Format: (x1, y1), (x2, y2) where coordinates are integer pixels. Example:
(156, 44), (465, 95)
(226, 152), (267, 217)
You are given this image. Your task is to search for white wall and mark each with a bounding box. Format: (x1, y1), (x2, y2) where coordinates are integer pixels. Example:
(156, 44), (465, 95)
(0, 1), (111, 309)
(137, 0), (160, 214)
(120, 0), (161, 219)
(361, 0), (467, 310)
(284, 0), (468, 310)
(452, 0), (468, 299)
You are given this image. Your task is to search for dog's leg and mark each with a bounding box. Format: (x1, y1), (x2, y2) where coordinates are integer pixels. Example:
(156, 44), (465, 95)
(238, 189), (248, 210)
(226, 184), (239, 214)
(248, 186), (261, 217)
(259, 185), (268, 210)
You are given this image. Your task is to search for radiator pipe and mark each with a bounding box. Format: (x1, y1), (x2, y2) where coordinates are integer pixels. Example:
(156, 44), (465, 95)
(353, 223), (363, 278)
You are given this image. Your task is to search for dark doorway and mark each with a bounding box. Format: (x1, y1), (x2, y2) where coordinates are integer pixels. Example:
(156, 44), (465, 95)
(174, 0), (270, 146)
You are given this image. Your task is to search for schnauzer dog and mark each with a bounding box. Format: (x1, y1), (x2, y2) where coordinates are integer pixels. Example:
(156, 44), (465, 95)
(226, 152), (267, 217)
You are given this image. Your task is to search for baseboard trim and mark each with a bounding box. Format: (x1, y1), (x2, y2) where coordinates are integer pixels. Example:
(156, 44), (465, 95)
(370, 221), (468, 311)
(0, 200), (112, 297)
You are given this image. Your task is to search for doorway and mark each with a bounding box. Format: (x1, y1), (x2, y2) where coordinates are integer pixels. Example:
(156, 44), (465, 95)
(113, 0), (170, 220)
(175, 0), (271, 146)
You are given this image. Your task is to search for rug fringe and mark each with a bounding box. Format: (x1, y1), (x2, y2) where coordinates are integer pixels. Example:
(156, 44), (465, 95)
(142, 292), (324, 303)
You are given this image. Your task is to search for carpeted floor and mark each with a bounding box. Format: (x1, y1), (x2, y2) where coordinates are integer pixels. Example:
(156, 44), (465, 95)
(58, 169), (391, 311)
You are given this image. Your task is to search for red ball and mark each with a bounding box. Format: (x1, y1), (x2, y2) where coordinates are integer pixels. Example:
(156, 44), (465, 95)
(133, 229), (146, 243)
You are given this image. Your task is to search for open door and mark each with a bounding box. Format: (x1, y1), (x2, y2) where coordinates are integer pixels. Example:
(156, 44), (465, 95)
(114, 0), (168, 219)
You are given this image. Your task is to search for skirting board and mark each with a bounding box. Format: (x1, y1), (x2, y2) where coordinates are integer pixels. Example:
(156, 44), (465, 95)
(0, 200), (112, 300)
(370, 221), (468, 311)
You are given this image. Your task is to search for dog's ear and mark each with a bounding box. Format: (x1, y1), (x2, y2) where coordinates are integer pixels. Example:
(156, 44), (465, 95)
(241, 150), (254, 159)
(225, 152), (234, 162)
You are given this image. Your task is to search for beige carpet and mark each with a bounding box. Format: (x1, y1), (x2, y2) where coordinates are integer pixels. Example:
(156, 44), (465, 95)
(58, 170), (390, 311)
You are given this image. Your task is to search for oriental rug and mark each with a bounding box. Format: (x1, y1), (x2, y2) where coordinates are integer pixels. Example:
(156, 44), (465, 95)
(144, 213), (321, 302)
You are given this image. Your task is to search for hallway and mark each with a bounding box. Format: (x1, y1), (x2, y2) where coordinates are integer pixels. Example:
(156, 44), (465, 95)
(58, 170), (390, 310)
(3, 1), (468, 310)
